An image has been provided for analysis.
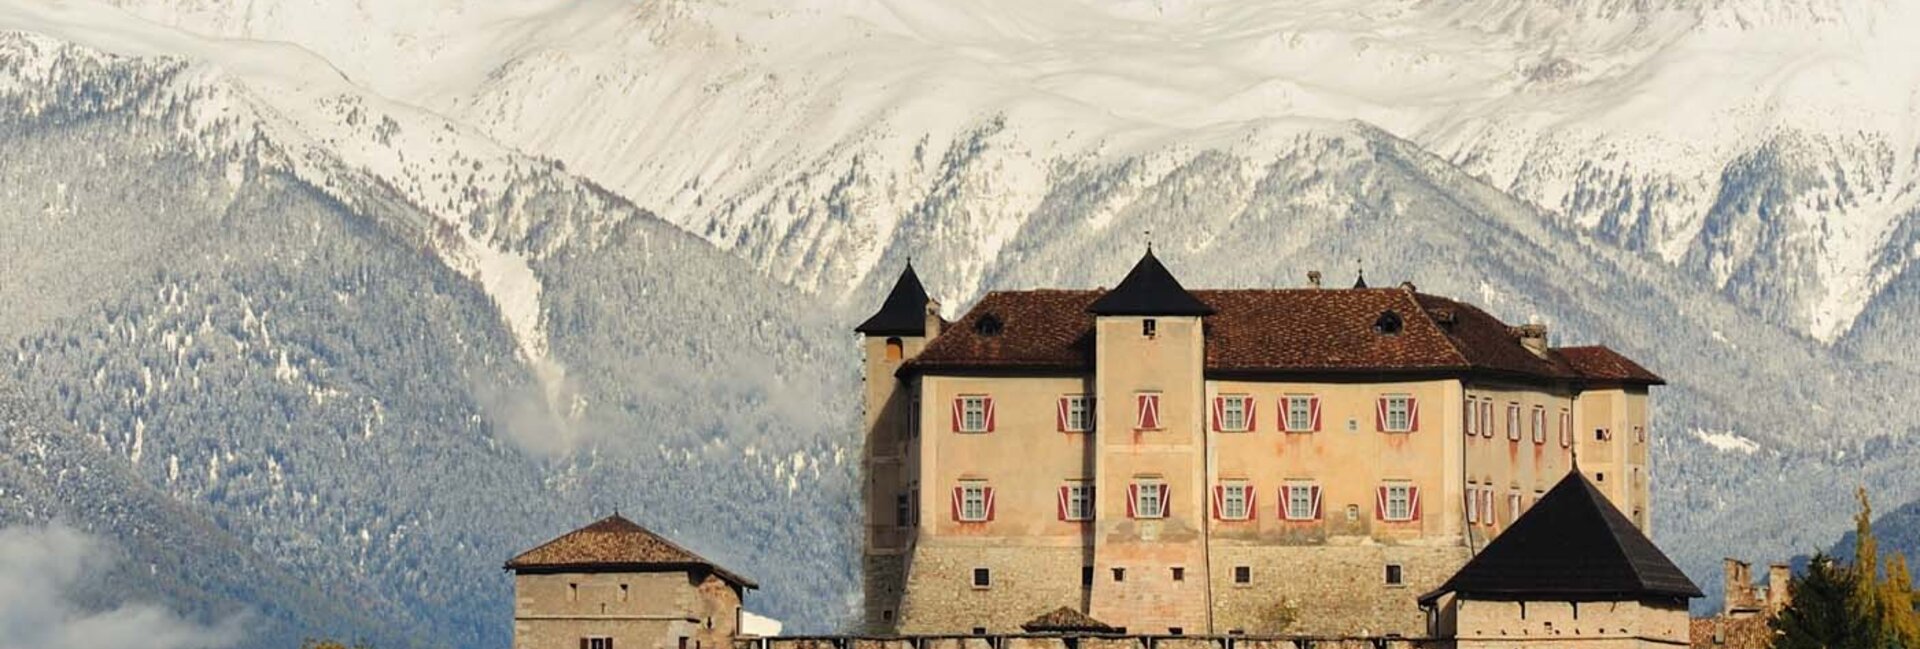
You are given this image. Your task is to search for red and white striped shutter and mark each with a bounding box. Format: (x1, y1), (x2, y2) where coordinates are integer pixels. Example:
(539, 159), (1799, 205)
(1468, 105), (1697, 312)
(1057, 486), (1069, 521)
(1212, 397), (1224, 432)
(1148, 395), (1161, 429)
(1246, 488), (1257, 520)
(1409, 397), (1421, 431)
(1212, 485), (1224, 520)
(984, 487), (996, 521)
(1410, 486), (1423, 521)
(951, 398), (963, 432)
(1159, 485), (1171, 518)
(1309, 396), (1322, 432)
(1126, 483), (1139, 518)
(1056, 398), (1069, 432)
(1375, 398), (1388, 431)
(951, 487), (963, 521)
(1135, 395), (1149, 429)
(1247, 398), (1257, 431)
(984, 397), (996, 432)
(1375, 486), (1388, 520)
(1310, 485), (1323, 520)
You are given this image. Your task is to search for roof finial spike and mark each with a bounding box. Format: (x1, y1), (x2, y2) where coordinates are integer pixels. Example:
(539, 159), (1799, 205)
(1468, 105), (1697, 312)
(1353, 260), (1369, 289)
(1145, 228), (1153, 253)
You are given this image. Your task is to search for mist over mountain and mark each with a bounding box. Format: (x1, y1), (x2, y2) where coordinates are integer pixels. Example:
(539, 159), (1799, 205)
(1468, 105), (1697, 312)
(3, 0), (1920, 646)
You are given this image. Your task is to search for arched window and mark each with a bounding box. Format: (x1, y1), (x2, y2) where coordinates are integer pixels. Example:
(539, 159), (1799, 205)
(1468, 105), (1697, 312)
(885, 337), (904, 361)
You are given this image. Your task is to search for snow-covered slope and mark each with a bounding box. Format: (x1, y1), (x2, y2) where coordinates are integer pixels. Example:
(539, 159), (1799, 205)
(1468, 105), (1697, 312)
(85, 0), (1920, 342)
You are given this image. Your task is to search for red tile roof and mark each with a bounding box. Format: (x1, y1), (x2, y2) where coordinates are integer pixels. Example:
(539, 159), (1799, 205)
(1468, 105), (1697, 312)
(504, 515), (756, 588)
(1555, 346), (1665, 384)
(903, 287), (1661, 385)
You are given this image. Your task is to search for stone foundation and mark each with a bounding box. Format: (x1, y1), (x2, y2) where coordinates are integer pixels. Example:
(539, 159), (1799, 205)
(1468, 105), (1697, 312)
(897, 543), (1090, 634)
(1209, 542), (1469, 637)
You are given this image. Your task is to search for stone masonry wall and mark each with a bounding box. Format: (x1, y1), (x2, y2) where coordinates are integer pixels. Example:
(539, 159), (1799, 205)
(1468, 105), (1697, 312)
(898, 544), (1088, 633)
(1210, 543), (1469, 636)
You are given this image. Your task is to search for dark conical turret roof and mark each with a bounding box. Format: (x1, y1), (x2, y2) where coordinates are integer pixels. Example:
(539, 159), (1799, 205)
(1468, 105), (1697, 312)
(1419, 471), (1700, 604)
(1087, 249), (1214, 316)
(857, 263), (932, 336)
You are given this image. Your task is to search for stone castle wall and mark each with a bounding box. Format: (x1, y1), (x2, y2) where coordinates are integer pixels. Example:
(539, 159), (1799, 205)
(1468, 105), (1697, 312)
(897, 543), (1089, 633)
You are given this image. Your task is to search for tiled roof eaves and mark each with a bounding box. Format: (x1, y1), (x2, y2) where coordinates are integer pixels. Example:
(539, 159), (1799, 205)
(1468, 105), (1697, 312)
(898, 363), (1087, 379)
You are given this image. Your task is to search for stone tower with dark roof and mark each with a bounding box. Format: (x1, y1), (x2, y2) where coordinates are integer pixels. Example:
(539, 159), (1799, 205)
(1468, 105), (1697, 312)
(856, 263), (944, 633)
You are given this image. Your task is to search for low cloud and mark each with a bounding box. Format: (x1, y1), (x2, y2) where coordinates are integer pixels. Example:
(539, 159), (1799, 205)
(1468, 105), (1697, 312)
(0, 523), (245, 649)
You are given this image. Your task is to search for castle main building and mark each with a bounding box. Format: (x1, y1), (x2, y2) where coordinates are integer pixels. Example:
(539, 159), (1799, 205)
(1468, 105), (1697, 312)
(857, 251), (1665, 638)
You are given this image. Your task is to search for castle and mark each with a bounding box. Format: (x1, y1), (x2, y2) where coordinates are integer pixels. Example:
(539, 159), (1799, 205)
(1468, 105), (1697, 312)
(502, 248), (1705, 649)
(856, 250), (1667, 637)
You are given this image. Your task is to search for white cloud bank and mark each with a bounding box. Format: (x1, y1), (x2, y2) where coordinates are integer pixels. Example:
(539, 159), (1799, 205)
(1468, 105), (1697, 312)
(0, 523), (245, 649)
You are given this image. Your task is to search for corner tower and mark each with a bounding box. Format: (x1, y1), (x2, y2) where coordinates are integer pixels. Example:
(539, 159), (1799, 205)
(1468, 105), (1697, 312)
(1086, 249), (1216, 634)
(857, 263), (940, 632)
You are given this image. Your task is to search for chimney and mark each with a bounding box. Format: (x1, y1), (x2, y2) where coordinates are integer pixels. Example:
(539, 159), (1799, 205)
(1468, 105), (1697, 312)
(1724, 559), (1756, 617)
(924, 299), (944, 338)
(1399, 281), (1417, 293)
(1512, 323), (1549, 358)
(1767, 563), (1792, 611)
(1308, 271), (1323, 289)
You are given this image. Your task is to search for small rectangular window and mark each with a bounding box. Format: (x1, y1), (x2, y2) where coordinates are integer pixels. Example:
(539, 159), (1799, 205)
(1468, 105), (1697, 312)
(972, 568), (991, 589)
(1383, 395), (1414, 432)
(895, 492), (911, 527)
(973, 627), (988, 636)
(1531, 407), (1547, 445)
(568, 583), (578, 602)
(1171, 567), (1185, 582)
(592, 639), (615, 649)
(1284, 395), (1316, 432)
(1061, 395), (1093, 432)
(1113, 567), (1126, 582)
(1234, 566), (1251, 584)
(619, 584), (629, 602)
(958, 396), (990, 433)
(1169, 628), (1184, 636)
(1506, 403), (1522, 441)
(1385, 564), (1404, 586)
(1143, 319), (1157, 337)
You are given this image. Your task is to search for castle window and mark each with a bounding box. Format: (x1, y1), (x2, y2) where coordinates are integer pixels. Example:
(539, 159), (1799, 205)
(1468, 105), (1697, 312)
(568, 583), (578, 602)
(1506, 403), (1522, 441)
(586, 638), (613, 649)
(1234, 566), (1251, 584)
(1463, 395), (1477, 436)
(1214, 395), (1252, 432)
(1377, 395), (1417, 432)
(885, 337), (904, 361)
(1215, 481), (1252, 521)
(1059, 482), (1094, 521)
(954, 396), (993, 433)
(896, 492), (911, 527)
(1169, 628), (1184, 636)
(909, 390), (920, 440)
(1142, 318), (1157, 337)
(1465, 482), (1480, 524)
(1129, 479), (1168, 519)
(1374, 311), (1403, 335)
(1596, 427), (1612, 441)
(909, 482), (920, 526)
(1384, 563), (1404, 586)
(973, 627), (988, 636)
(1135, 393), (1163, 430)
(1636, 425), (1646, 443)
(1508, 492), (1523, 522)
(619, 584), (629, 602)
(1531, 406), (1547, 445)
(1283, 482), (1321, 521)
(974, 314), (1003, 336)
(1378, 483), (1419, 521)
(972, 568), (991, 589)
(1171, 567), (1185, 582)
(1480, 400), (1494, 438)
(1283, 395), (1319, 432)
(883, 610), (894, 622)
(955, 481), (993, 522)
(1559, 411), (1572, 448)
(1058, 395), (1093, 432)
(1113, 567), (1127, 582)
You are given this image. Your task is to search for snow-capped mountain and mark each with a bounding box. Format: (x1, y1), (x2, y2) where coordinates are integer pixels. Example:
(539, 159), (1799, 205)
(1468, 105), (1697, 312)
(6, 0), (1920, 647)
(86, 0), (1920, 342)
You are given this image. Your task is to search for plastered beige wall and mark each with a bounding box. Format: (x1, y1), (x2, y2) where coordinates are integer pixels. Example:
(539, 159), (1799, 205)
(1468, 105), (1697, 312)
(1450, 598), (1688, 649)
(514, 571), (739, 649)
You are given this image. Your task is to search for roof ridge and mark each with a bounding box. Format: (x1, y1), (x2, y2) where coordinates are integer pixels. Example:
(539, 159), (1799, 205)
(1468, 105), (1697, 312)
(1407, 292), (1474, 368)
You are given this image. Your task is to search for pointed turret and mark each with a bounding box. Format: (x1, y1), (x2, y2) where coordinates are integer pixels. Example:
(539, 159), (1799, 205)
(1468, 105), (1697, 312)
(857, 263), (934, 336)
(1087, 248), (1214, 316)
(1419, 470), (1700, 604)
(1353, 269), (1369, 289)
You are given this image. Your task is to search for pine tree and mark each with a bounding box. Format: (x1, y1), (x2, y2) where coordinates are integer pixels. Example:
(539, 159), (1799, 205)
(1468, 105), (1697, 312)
(1773, 555), (1873, 649)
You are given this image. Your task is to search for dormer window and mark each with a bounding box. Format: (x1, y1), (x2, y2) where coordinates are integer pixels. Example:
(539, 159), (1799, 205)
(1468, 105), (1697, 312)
(974, 314), (1003, 336)
(1142, 318), (1157, 338)
(1374, 311), (1403, 335)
